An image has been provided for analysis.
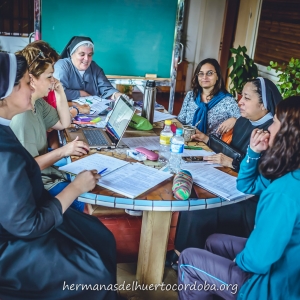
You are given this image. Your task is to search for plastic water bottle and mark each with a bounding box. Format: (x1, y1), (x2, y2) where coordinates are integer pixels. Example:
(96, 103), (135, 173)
(159, 120), (173, 162)
(169, 128), (184, 174)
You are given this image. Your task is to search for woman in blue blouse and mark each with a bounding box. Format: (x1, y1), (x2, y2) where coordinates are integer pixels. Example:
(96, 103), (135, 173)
(178, 96), (300, 300)
(177, 58), (240, 136)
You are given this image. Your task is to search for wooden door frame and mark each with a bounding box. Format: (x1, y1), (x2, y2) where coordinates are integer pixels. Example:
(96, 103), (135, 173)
(218, 0), (240, 83)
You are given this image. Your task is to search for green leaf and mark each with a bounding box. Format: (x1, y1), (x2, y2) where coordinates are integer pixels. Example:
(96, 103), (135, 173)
(237, 68), (244, 77)
(267, 66), (272, 71)
(289, 62), (294, 67)
(241, 46), (247, 53)
(297, 85), (300, 94)
(228, 57), (234, 68)
(295, 72), (300, 78)
(236, 54), (244, 67)
(230, 48), (238, 54)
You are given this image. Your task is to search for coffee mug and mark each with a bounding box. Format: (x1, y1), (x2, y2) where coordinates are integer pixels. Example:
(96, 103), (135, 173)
(182, 125), (196, 142)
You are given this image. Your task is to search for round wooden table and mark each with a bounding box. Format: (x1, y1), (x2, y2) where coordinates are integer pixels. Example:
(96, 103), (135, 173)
(65, 121), (242, 285)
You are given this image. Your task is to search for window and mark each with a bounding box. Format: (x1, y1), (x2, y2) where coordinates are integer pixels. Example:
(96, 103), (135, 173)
(0, 0), (34, 36)
(254, 0), (300, 66)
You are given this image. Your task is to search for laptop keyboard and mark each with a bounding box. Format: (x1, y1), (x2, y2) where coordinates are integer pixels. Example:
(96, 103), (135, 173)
(82, 129), (110, 146)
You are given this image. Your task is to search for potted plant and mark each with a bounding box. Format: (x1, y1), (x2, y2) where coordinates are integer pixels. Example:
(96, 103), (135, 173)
(267, 58), (300, 99)
(227, 46), (258, 97)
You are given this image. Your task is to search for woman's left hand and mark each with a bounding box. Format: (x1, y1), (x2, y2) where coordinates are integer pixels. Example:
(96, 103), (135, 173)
(52, 79), (64, 95)
(203, 153), (233, 168)
(217, 118), (237, 135)
(249, 129), (270, 153)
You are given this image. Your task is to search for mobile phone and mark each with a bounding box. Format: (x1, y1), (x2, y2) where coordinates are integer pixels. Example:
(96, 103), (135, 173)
(182, 156), (204, 163)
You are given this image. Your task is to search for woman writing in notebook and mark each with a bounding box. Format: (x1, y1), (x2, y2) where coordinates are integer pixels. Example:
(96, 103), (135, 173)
(177, 58), (240, 137)
(166, 77), (283, 270)
(0, 52), (117, 300)
(10, 42), (89, 212)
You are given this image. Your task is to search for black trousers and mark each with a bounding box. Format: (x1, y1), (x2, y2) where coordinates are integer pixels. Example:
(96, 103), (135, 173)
(175, 197), (258, 252)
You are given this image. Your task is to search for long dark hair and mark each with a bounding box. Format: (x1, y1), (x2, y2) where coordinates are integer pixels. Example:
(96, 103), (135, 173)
(259, 96), (300, 179)
(191, 58), (227, 99)
(14, 55), (28, 86)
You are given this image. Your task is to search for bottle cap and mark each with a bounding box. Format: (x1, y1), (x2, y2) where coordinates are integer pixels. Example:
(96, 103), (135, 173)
(165, 120), (172, 125)
(176, 128), (183, 135)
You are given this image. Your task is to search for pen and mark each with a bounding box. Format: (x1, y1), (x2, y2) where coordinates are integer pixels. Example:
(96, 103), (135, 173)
(194, 119), (202, 127)
(98, 168), (108, 175)
(184, 146), (203, 150)
(85, 99), (93, 104)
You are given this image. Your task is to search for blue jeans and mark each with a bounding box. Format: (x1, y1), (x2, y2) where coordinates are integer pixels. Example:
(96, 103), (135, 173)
(48, 181), (85, 212)
(48, 148), (84, 212)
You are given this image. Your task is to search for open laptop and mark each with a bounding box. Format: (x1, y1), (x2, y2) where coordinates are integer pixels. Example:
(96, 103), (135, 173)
(65, 95), (135, 149)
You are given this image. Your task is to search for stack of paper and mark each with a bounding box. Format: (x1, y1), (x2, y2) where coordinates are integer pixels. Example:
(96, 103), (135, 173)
(153, 111), (177, 122)
(72, 96), (112, 115)
(183, 164), (249, 201)
(59, 153), (172, 199)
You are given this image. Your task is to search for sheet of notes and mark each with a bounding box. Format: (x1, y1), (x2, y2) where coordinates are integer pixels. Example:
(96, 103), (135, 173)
(183, 165), (247, 200)
(98, 163), (172, 198)
(59, 153), (129, 176)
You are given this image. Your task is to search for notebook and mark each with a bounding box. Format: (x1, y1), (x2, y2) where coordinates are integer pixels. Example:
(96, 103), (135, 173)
(183, 164), (252, 201)
(59, 153), (172, 199)
(65, 95), (135, 149)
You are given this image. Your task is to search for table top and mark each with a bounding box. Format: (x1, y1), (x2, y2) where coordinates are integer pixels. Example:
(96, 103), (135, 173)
(65, 119), (245, 212)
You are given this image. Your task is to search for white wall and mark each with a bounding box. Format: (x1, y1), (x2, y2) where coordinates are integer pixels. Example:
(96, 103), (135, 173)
(0, 36), (29, 53)
(184, 0), (226, 91)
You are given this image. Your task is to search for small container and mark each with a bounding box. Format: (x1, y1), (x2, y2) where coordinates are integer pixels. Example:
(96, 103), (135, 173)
(141, 80), (156, 124)
(182, 125), (196, 143)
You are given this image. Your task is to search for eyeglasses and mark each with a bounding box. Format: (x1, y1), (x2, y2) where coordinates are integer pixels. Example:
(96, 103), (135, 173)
(28, 51), (45, 67)
(197, 71), (217, 78)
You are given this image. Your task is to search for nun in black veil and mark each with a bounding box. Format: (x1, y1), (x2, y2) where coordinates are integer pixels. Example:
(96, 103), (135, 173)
(0, 53), (117, 300)
(54, 36), (122, 104)
(167, 78), (283, 269)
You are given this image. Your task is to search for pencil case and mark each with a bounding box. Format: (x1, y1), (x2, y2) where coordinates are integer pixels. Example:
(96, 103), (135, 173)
(135, 147), (159, 161)
(74, 115), (92, 122)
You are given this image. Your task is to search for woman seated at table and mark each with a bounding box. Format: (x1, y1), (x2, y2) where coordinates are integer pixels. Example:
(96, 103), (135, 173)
(166, 77), (282, 270)
(178, 96), (300, 300)
(54, 36), (123, 111)
(28, 40), (85, 148)
(10, 42), (88, 212)
(177, 58), (240, 136)
(0, 52), (117, 300)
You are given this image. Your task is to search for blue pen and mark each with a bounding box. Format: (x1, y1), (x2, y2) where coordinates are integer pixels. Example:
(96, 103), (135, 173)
(98, 168), (108, 175)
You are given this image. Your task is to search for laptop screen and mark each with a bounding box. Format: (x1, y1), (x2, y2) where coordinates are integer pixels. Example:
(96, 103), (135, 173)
(106, 96), (135, 140)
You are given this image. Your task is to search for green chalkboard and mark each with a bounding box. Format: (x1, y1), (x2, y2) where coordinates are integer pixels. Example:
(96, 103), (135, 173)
(41, 0), (178, 78)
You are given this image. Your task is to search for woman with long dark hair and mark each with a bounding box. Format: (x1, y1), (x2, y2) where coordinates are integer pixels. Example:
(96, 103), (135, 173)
(177, 58), (240, 136)
(178, 96), (300, 300)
